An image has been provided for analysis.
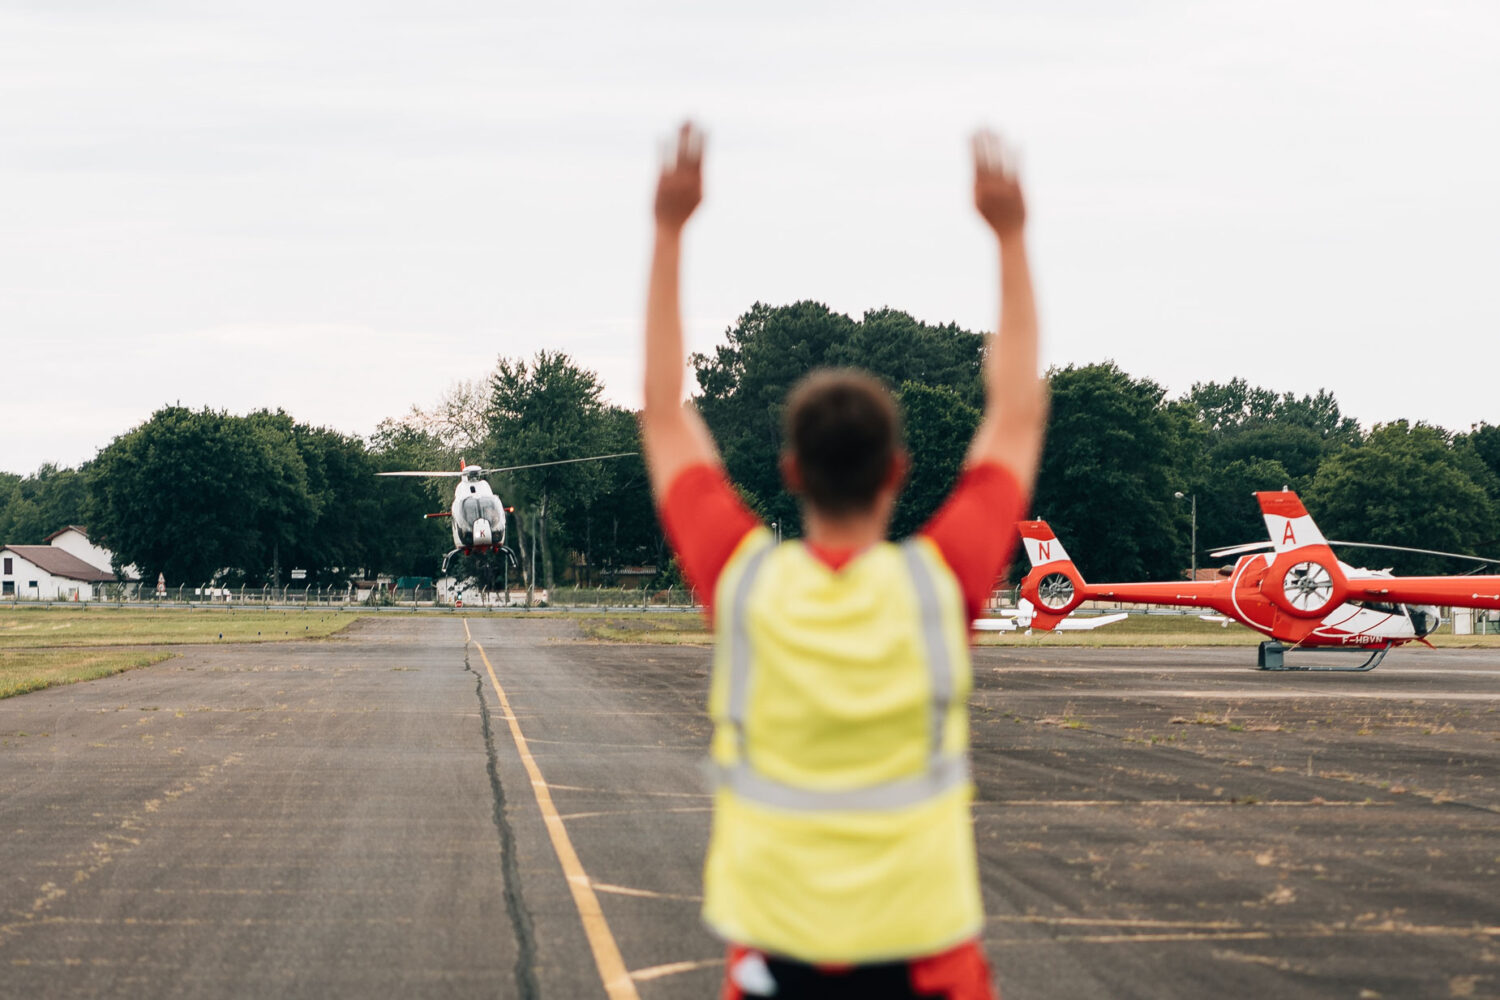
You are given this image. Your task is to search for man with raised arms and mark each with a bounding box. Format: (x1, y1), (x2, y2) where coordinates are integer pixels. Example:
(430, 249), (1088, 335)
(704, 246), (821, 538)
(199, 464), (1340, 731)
(641, 122), (1044, 1000)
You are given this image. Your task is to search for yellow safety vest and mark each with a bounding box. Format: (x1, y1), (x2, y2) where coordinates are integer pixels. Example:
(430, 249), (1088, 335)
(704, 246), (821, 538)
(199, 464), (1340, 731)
(702, 528), (982, 963)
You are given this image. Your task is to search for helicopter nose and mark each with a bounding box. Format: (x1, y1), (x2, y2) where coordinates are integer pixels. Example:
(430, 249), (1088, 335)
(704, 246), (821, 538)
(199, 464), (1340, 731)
(472, 518), (494, 547)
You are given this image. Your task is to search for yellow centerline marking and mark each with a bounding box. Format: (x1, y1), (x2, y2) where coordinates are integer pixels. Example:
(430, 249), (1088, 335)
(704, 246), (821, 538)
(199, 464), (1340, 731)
(465, 619), (641, 1000)
(592, 882), (704, 903)
(558, 807), (712, 822)
(629, 957), (724, 982)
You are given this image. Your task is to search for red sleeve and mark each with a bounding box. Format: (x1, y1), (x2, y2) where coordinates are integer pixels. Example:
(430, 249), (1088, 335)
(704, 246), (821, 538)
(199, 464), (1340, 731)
(920, 463), (1028, 621)
(658, 464), (761, 614)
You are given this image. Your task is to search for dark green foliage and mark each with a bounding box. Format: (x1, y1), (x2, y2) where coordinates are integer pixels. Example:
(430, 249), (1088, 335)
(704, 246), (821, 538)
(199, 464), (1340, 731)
(1184, 379), (1360, 442)
(83, 407), (446, 586)
(829, 309), (985, 410)
(691, 302), (987, 536)
(892, 382), (980, 539)
(1306, 422), (1500, 574)
(280, 425), (380, 586)
(1176, 378), (1364, 558)
(1458, 423), (1500, 487)
(1031, 363), (1184, 580)
(555, 407), (663, 585)
(0, 464), (89, 544)
(1190, 457), (1295, 558)
(487, 351), (643, 589)
(365, 423), (458, 580)
(1182, 378), (1362, 493)
(88, 407), (314, 583)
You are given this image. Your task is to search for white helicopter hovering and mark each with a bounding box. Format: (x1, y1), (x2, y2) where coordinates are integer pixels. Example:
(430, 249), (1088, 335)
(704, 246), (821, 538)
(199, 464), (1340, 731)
(378, 454), (634, 572)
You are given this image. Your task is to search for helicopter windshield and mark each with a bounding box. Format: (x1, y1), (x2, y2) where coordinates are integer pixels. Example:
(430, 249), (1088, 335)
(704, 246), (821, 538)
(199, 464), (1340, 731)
(460, 495), (504, 526)
(456, 495), (506, 544)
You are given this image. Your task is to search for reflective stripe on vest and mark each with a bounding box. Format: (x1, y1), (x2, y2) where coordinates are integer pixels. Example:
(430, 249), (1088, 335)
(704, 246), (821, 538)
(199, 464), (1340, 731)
(712, 537), (970, 811)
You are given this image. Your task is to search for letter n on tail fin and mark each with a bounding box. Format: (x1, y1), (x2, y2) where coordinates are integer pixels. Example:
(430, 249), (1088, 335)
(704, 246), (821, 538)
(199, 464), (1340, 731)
(1016, 520), (1087, 628)
(1018, 520), (1074, 570)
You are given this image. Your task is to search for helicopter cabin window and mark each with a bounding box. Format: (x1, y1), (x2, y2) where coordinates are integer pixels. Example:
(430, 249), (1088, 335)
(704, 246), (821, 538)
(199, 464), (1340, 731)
(1352, 599), (1400, 615)
(460, 496), (504, 524)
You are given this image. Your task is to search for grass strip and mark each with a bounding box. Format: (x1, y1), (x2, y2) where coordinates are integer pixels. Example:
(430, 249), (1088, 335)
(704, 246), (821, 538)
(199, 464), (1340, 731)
(0, 648), (174, 699)
(0, 608), (361, 648)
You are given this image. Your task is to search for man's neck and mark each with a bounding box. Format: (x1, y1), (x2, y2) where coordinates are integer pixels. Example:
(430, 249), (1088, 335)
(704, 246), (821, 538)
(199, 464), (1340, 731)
(801, 506), (891, 552)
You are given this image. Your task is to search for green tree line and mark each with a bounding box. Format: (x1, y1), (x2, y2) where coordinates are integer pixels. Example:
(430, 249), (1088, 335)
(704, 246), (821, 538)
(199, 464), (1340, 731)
(3, 302), (1496, 586)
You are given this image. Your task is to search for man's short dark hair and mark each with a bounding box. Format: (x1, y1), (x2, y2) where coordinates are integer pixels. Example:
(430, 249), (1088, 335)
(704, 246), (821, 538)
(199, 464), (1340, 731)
(784, 369), (904, 516)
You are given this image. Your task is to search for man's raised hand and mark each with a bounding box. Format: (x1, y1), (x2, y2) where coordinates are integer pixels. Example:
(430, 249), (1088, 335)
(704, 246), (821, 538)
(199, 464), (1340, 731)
(972, 129), (1025, 239)
(655, 122), (704, 231)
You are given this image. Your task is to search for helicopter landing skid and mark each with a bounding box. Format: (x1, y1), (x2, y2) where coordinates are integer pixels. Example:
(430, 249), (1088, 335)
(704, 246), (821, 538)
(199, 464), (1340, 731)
(1257, 641), (1390, 673)
(441, 546), (519, 575)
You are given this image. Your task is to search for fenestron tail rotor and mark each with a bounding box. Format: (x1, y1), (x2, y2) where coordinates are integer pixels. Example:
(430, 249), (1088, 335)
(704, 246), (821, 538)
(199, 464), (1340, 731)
(1036, 572), (1075, 610)
(1284, 561), (1335, 612)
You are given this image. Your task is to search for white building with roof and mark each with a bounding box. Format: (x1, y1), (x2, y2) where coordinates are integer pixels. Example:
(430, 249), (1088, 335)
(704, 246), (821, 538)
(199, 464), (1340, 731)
(1, 545), (117, 601)
(42, 526), (121, 574)
(0, 526), (132, 602)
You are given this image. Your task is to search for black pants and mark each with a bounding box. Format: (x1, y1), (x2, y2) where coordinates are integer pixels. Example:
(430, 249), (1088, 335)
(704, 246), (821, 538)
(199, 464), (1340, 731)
(755, 955), (943, 1000)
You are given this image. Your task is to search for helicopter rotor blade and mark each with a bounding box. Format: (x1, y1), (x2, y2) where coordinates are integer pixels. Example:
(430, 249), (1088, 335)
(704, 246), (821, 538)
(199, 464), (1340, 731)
(1323, 540), (1500, 566)
(1207, 541), (1274, 559)
(376, 471), (464, 477)
(476, 452), (637, 476)
(1208, 538), (1500, 567)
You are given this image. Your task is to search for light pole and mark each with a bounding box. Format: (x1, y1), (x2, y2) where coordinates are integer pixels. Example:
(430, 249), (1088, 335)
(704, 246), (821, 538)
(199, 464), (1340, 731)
(1174, 491), (1197, 581)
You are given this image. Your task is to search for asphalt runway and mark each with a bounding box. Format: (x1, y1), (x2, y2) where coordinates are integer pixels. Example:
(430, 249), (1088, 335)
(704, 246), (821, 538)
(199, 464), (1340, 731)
(1, 617), (1497, 999)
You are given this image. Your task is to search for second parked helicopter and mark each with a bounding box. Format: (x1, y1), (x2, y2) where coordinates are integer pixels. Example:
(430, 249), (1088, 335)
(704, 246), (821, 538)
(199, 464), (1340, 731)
(1015, 490), (1500, 671)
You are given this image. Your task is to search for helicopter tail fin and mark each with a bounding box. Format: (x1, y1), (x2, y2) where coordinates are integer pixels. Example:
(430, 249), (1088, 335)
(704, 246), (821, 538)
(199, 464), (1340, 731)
(1016, 521), (1087, 629)
(1018, 521), (1078, 574)
(1256, 491), (1330, 554)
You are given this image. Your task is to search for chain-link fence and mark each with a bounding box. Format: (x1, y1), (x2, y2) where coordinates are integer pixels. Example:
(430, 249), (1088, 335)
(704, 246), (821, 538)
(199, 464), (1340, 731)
(6, 581), (702, 610)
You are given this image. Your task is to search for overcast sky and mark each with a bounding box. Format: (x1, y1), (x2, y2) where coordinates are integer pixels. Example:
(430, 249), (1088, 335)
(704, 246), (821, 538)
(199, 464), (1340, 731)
(3, 1), (1497, 474)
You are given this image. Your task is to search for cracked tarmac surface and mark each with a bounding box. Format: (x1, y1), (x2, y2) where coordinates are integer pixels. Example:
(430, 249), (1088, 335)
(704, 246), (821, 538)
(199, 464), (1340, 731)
(1, 616), (1497, 998)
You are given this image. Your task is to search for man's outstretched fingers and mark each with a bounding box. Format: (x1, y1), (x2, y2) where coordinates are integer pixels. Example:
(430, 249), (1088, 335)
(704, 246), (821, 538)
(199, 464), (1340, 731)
(680, 121), (704, 168)
(654, 120), (705, 229)
(971, 129), (997, 174)
(971, 127), (1025, 236)
(972, 128), (1016, 179)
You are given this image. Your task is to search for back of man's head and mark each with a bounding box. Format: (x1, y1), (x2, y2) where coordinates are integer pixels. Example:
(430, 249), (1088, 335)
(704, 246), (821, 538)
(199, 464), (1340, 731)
(784, 369), (904, 517)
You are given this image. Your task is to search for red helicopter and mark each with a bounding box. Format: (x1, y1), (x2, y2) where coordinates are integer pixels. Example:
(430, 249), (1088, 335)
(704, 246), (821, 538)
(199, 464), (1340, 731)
(1015, 490), (1500, 671)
